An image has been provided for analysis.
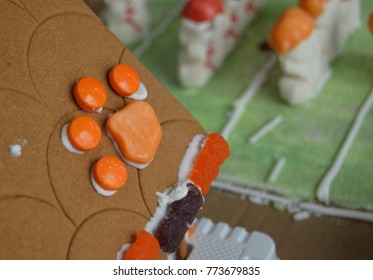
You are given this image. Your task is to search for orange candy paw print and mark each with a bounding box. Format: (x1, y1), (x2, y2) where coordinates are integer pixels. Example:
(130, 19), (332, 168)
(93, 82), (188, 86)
(61, 65), (161, 196)
(107, 101), (163, 169)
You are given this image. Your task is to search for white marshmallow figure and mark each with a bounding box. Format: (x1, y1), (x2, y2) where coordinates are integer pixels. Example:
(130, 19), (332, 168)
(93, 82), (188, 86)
(178, 0), (264, 87)
(336, 0), (361, 49)
(270, 8), (330, 105)
(300, 0), (360, 59)
(103, 0), (150, 44)
(222, 0), (264, 52)
(178, 0), (229, 87)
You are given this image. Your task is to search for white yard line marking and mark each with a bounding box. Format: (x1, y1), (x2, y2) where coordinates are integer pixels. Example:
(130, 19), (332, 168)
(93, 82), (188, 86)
(266, 157), (286, 183)
(220, 55), (278, 139)
(212, 179), (373, 223)
(317, 88), (373, 204)
(249, 115), (283, 144)
(133, 0), (188, 57)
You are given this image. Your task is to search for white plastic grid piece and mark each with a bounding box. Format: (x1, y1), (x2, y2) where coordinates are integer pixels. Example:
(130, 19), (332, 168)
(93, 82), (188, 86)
(187, 218), (277, 260)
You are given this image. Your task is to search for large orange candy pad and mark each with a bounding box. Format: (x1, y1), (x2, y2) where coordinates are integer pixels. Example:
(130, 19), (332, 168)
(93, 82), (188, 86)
(107, 101), (162, 167)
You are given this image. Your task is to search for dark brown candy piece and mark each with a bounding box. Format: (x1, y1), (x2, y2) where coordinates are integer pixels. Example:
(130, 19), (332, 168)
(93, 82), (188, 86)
(155, 183), (203, 253)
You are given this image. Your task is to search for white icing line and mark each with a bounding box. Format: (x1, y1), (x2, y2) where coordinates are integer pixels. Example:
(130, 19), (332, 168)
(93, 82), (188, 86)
(60, 124), (84, 155)
(316, 88), (373, 204)
(266, 157), (286, 183)
(220, 55), (278, 139)
(212, 179), (373, 223)
(116, 244), (131, 260)
(178, 134), (205, 182)
(249, 115), (283, 144)
(90, 170), (117, 197)
(133, 0), (188, 57)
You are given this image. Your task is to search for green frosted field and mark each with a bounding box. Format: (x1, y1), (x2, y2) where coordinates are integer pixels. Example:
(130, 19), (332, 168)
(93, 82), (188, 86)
(128, 0), (373, 210)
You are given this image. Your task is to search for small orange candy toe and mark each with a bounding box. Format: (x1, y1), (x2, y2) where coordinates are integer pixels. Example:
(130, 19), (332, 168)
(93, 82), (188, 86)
(93, 156), (127, 191)
(189, 133), (230, 195)
(124, 230), (160, 260)
(74, 77), (107, 111)
(109, 64), (141, 97)
(67, 116), (101, 151)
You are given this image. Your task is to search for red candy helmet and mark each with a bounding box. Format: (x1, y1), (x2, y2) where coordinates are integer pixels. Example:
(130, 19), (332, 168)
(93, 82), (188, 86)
(182, 0), (224, 23)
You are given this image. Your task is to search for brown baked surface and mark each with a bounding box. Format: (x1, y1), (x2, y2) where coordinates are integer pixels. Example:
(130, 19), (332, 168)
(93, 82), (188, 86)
(0, 0), (205, 259)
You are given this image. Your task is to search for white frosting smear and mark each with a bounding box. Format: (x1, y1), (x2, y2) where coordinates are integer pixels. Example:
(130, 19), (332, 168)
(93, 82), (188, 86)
(144, 181), (190, 235)
(90, 170), (117, 197)
(128, 82), (148, 100)
(178, 134), (205, 182)
(8, 144), (22, 158)
(8, 139), (28, 158)
(61, 124), (84, 155)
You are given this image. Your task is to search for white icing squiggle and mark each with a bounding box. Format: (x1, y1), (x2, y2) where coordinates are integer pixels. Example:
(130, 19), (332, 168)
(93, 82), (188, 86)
(178, 134), (205, 182)
(249, 115), (283, 144)
(317, 88), (373, 204)
(220, 55), (278, 139)
(144, 181), (190, 235)
(60, 124), (84, 155)
(212, 179), (373, 223)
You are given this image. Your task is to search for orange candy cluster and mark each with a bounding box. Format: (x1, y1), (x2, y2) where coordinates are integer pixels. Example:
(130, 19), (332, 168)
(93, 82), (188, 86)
(189, 133), (230, 195)
(65, 64), (149, 194)
(124, 231), (160, 260)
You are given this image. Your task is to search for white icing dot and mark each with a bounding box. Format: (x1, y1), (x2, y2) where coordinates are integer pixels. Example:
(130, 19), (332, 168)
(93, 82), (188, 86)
(8, 144), (22, 158)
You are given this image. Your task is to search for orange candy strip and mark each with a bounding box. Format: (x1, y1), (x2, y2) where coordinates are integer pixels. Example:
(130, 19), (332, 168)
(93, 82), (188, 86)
(299, 0), (329, 18)
(107, 101), (162, 166)
(92, 156), (127, 191)
(67, 116), (101, 151)
(189, 133), (230, 195)
(269, 7), (314, 55)
(74, 77), (107, 111)
(369, 12), (373, 35)
(109, 64), (141, 97)
(124, 230), (160, 260)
